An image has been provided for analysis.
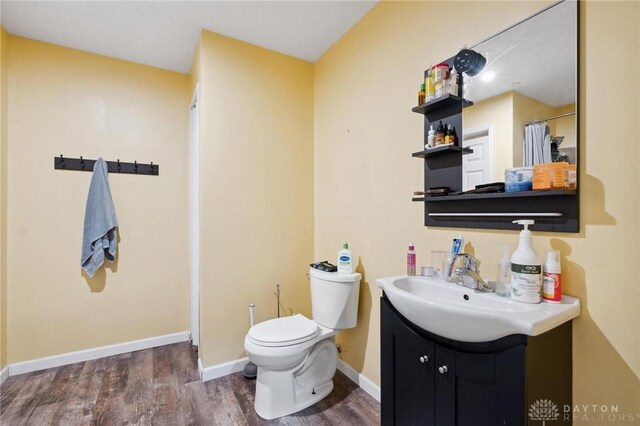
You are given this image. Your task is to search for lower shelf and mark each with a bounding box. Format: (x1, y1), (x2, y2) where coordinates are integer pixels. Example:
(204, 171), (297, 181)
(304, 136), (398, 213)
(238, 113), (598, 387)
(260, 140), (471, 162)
(414, 190), (578, 232)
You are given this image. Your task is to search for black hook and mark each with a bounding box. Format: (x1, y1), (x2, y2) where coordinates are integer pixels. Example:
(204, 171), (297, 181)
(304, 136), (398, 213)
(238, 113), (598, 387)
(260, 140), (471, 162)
(134, 160), (138, 173)
(60, 154), (65, 168)
(80, 156), (85, 170)
(117, 159), (121, 172)
(150, 161), (154, 175)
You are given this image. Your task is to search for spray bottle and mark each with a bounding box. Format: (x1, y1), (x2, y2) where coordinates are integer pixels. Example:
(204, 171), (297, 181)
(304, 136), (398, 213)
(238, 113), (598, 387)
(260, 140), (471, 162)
(543, 250), (562, 303)
(495, 244), (511, 297)
(511, 220), (542, 303)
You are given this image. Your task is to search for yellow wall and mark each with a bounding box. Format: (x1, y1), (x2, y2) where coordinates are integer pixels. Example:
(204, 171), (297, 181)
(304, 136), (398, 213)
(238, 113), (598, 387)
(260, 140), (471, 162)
(195, 31), (314, 367)
(463, 91), (514, 182)
(6, 36), (190, 363)
(315, 0), (640, 416)
(512, 91), (559, 166)
(0, 27), (8, 370)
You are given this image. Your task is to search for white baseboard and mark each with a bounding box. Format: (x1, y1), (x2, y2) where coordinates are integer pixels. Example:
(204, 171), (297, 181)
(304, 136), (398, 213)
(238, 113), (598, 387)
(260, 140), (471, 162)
(201, 356), (248, 382)
(8, 331), (190, 377)
(337, 358), (381, 402)
(0, 365), (8, 385)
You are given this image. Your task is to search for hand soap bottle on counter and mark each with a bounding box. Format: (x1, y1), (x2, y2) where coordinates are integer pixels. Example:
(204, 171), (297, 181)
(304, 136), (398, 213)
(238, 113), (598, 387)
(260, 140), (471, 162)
(510, 220), (542, 303)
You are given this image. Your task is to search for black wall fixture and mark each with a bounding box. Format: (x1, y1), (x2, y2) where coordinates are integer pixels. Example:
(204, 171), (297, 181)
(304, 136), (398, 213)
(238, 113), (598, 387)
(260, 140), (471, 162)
(54, 155), (159, 176)
(454, 49), (487, 76)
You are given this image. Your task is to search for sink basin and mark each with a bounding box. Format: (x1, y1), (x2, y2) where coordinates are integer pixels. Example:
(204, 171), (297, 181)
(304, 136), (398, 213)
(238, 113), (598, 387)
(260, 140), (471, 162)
(376, 275), (580, 342)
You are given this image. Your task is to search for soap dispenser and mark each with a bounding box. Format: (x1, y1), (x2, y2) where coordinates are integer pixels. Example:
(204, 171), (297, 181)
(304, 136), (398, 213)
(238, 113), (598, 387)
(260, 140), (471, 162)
(495, 244), (511, 297)
(510, 220), (542, 303)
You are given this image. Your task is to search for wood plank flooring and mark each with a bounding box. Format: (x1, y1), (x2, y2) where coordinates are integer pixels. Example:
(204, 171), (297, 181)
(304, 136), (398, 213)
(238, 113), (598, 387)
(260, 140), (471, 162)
(0, 342), (381, 425)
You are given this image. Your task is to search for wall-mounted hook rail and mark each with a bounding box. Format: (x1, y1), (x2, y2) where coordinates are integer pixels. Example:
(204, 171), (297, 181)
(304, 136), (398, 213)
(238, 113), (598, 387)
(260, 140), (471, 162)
(54, 155), (159, 176)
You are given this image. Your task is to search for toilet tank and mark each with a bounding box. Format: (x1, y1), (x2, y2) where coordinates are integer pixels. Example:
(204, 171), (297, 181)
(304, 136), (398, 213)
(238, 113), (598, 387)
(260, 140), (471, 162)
(309, 268), (361, 330)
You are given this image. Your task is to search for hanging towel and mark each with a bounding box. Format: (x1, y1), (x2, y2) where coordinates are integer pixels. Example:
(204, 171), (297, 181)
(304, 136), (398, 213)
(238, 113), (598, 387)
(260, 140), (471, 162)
(81, 158), (118, 277)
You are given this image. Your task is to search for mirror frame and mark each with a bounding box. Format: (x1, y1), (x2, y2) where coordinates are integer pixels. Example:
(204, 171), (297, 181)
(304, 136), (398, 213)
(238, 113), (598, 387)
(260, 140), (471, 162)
(417, 0), (579, 233)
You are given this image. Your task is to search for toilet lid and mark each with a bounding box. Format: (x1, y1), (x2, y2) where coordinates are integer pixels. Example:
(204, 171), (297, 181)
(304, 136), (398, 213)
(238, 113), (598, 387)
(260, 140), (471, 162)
(248, 314), (319, 347)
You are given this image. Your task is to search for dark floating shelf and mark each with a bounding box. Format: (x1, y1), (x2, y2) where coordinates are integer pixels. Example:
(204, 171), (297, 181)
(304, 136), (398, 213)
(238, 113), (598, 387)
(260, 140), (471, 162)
(413, 189), (576, 202)
(412, 145), (473, 158)
(412, 94), (473, 115)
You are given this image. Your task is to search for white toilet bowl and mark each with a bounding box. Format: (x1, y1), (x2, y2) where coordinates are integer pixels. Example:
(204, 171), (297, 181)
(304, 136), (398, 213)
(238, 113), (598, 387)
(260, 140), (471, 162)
(244, 269), (361, 420)
(244, 314), (338, 419)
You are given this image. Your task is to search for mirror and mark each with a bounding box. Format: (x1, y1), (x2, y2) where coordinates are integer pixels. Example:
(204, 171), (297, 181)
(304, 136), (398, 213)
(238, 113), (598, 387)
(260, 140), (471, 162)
(461, 1), (577, 191)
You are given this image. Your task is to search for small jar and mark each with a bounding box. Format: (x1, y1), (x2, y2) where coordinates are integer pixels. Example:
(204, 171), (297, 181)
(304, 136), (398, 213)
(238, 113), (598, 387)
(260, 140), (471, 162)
(432, 63), (450, 84)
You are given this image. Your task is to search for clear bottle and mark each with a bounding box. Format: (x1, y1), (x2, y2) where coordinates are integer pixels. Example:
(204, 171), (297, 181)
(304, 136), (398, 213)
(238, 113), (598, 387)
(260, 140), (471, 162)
(426, 125), (436, 149)
(495, 244), (511, 297)
(337, 241), (353, 274)
(448, 68), (459, 96)
(407, 242), (416, 276)
(510, 220), (542, 303)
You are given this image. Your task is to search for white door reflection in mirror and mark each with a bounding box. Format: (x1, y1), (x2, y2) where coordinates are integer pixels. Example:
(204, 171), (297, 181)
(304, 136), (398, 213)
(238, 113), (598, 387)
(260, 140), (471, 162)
(462, 126), (493, 191)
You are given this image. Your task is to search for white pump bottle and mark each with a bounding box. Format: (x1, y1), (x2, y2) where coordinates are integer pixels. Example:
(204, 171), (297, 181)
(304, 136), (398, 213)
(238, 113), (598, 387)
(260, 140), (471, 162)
(510, 220), (542, 303)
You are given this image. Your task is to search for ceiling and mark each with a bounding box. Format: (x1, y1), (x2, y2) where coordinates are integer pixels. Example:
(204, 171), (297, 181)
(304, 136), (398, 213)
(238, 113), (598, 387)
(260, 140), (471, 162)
(0, 1), (377, 74)
(464, 0), (577, 108)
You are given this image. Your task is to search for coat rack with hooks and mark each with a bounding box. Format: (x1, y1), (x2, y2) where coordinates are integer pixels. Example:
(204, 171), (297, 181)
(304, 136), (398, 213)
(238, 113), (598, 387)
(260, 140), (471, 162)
(54, 155), (159, 176)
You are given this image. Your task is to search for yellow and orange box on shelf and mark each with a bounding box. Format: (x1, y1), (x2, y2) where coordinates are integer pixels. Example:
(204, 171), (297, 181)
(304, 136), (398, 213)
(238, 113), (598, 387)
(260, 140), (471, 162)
(532, 162), (577, 190)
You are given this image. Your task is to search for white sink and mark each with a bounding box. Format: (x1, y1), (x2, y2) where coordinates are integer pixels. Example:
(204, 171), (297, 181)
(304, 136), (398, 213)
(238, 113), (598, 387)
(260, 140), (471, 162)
(376, 275), (580, 342)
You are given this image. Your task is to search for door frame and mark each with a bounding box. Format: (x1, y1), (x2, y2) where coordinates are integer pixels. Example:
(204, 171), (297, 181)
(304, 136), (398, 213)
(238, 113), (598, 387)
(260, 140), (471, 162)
(189, 84), (200, 347)
(462, 124), (494, 190)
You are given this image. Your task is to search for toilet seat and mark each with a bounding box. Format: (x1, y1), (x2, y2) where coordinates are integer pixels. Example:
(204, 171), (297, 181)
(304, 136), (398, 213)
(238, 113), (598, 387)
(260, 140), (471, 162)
(248, 314), (320, 347)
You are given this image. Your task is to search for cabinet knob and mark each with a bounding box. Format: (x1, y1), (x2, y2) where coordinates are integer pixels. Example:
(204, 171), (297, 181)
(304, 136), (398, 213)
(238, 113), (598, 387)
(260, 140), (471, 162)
(438, 365), (448, 374)
(419, 355), (429, 363)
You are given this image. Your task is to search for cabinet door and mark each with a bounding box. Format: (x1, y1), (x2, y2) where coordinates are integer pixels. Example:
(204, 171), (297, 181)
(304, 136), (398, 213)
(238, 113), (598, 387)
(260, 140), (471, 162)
(438, 345), (525, 425)
(381, 298), (435, 426)
(392, 315), (435, 426)
(434, 345), (456, 425)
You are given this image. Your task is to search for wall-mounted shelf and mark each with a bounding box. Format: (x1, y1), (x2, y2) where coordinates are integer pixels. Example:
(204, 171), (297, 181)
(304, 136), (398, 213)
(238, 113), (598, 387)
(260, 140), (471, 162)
(420, 190), (578, 232)
(412, 145), (473, 159)
(417, 189), (576, 202)
(411, 94), (473, 116)
(411, 55), (579, 233)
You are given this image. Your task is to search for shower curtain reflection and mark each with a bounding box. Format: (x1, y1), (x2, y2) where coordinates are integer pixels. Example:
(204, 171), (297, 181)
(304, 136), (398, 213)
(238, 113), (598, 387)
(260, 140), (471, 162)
(524, 121), (551, 167)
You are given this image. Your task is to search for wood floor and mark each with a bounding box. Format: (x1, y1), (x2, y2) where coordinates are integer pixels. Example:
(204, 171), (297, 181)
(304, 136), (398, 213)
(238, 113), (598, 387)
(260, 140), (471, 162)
(0, 342), (380, 425)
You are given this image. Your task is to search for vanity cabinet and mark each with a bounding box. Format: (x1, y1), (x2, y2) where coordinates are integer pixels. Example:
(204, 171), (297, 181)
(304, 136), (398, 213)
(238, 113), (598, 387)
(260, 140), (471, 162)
(380, 295), (572, 425)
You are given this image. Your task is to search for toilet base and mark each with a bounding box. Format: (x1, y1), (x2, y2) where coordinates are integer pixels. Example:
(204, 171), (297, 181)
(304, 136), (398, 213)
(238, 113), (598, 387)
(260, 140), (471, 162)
(255, 372), (334, 420)
(253, 338), (338, 420)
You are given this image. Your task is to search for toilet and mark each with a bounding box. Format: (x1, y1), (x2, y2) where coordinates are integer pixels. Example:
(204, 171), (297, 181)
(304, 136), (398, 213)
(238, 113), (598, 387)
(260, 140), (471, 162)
(244, 268), (361, 420)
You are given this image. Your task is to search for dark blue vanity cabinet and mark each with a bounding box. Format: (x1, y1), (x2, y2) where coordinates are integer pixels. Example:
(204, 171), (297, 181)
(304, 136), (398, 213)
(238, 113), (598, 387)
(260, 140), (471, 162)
(380, 295), (572, 425)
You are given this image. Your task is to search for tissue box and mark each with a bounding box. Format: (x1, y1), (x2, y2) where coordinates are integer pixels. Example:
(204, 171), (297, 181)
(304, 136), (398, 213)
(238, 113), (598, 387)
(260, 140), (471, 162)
(505, 167), (533, 192)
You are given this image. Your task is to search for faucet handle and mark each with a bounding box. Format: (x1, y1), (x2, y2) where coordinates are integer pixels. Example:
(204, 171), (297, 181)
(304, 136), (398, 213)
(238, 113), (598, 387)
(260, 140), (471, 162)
(453, 253), (478, 271)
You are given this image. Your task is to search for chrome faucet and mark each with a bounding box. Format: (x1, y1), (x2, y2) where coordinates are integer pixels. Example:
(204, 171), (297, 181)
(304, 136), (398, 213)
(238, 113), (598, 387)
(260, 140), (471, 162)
(448, 253), (494, 292)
